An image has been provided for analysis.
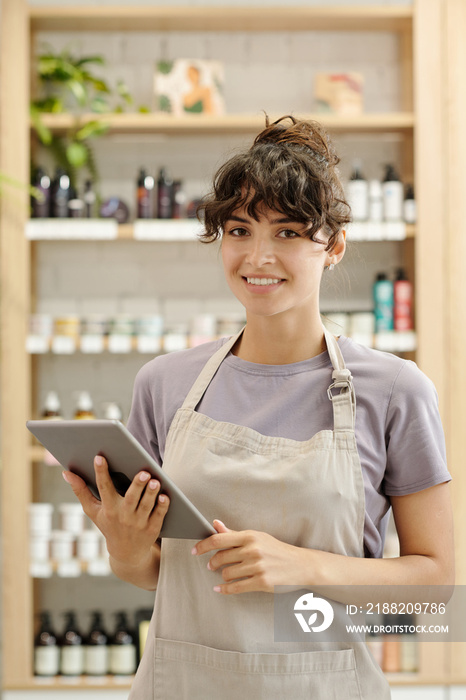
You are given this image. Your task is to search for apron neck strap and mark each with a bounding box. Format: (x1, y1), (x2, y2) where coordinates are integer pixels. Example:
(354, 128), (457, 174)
(324, 328), (356, 431)
(181, 328), (245, 411)
(181, 326), (356, 432)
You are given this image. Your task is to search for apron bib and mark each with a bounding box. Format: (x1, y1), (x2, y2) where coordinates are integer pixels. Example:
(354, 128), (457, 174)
(129, 329), (391, 699)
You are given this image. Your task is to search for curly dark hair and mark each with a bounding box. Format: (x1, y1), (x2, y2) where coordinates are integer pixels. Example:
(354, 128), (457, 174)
(197, 114), (352, 251)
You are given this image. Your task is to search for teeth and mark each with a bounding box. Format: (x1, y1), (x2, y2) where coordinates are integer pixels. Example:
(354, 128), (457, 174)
(246, 278), (281, 286)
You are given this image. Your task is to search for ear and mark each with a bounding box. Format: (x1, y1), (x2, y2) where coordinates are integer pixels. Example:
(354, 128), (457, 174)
(327, 229), (346, 267)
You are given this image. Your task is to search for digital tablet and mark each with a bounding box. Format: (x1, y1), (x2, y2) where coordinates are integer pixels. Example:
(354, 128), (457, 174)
(26, 419), (216, 540)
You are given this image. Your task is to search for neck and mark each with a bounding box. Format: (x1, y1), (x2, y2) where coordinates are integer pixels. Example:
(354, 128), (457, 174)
(233, 312), (327, 365)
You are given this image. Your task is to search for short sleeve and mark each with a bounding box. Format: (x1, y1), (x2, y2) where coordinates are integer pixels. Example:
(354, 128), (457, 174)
(126, 362), (161, 465)
(383, 361), (451, 496)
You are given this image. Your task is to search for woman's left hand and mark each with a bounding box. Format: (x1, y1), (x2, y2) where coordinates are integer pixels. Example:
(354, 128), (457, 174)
(191, 519), (310, 594)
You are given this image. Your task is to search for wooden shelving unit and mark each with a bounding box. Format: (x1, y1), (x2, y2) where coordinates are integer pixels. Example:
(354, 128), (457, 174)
(2, 1), (465, 695)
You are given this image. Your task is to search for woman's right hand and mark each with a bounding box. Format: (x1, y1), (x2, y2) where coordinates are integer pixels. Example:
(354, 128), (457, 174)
(62, 455), (170, 567)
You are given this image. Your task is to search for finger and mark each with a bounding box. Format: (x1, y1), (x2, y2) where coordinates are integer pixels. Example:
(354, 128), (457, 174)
(207, 547), (243, 572)
(93, 455), (119, 504)
(213, 519), (230, 533)
(123, 471), (155, 510)
(192, 528), (240, 556)
(147, 492), (170, 535)
(62, 470), (100, 520)
(136, 478), (161, 516)
(213, 577), (254, 595)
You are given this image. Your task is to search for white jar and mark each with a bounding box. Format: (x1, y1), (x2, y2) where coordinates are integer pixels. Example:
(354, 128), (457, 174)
(77, 530), (101, 562)
(28, 503), (53, 536)
(51, 530), (75, 561)
(59, 503), (85, 535)
(30, 534), (51, 562)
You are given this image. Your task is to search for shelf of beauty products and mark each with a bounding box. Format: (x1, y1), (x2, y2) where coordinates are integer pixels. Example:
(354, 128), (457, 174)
(26, 325), (416, 357)
(25, 219), (415, 242)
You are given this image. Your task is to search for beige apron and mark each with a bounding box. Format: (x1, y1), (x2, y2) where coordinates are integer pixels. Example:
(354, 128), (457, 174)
(129, 328), (391, 699)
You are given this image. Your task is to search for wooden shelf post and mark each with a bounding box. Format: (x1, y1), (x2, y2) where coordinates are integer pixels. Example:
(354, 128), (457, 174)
(0, 0), (34, 686)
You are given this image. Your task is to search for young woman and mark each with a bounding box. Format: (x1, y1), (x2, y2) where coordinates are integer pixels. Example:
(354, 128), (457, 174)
(64, 115), (454, 699)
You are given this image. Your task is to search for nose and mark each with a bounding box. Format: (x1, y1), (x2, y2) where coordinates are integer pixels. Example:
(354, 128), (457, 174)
(244, 236), (276, 268)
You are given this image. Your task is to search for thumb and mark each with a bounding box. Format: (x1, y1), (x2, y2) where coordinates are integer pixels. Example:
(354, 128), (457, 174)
(62, 470), (100, 519)
(213, 519), (230, 533)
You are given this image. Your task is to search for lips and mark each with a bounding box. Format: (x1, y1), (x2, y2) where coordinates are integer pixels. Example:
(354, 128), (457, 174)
(241, 276), (285, 293)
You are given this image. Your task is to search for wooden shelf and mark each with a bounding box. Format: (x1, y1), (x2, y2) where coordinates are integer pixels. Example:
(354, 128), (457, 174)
(8, 676), (133, 691)
(32, 112), (415, 136)
(29, 6), (412, 33)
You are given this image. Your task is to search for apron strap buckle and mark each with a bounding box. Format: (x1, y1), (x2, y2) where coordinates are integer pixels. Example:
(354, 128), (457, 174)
(327, 369), (353, 401)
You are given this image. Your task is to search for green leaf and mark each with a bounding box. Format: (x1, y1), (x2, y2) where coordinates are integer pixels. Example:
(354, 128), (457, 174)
(157, 60), (174, 75)
(117, 80), (133, 105)
(75, 120), (109, 141)
(158, 94), (172, 113)
(67, 79), (88, 106)
(75, 56), (106, 68)
(90, 97), (110, 113)
(66, 141), (88, 168)
(138, 105), (150, 113)
(30, 105), (53, 144)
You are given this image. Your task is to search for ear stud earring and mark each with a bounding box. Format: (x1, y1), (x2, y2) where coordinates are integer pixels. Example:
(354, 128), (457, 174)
(327, 263), (335, 271)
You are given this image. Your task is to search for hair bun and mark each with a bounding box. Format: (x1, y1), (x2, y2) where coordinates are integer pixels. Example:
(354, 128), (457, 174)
(253, 114), (339, 167)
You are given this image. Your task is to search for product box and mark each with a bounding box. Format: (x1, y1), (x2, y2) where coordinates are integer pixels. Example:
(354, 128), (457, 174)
(314, 72), (364, 115)
(154, 59), (225, 116)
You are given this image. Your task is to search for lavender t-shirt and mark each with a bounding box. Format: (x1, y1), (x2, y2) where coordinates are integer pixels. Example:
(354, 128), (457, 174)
(127, 336), (451, 558)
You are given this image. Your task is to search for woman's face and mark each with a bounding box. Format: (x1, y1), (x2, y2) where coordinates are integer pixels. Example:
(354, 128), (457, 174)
(221, 203), (345, 322)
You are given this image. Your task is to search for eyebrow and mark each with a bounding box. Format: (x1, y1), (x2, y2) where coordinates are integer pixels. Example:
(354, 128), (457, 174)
(227, 215), (299, 225)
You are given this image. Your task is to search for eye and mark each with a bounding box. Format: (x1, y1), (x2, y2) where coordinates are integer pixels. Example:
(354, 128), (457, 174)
(227, 227), (249, 237)
(277, 229), (301, 239)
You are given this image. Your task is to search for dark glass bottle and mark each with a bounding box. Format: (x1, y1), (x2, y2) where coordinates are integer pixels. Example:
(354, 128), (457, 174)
(31, 167), (51, 218)
(109, 612), (137, 675)
(84, 611), (109, 676)
(157, 167), (173, 219)
(137, 168), (155, 219)
(83, 180), (97, 218)
(34, 612), (60, 677)
(172, 180), (186, 219)
(51, 168), (71, 218)
(60, 611), (84, 676)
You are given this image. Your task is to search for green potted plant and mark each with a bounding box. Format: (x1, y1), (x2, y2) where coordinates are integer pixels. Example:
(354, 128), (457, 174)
(31, 45), (148, 189)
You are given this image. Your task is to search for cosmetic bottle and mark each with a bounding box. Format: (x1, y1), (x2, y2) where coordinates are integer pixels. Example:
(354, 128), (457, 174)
(172, 180), (186, 219)
(346, 159), (368, 221)
(60, 611), (84, 677)
(109, 612), (137, 675)
(84, 612), (109, 677)
(74, 392), (95, 420)
(34, 612), (60, 677)
(67, 187), (84, 218)
(403, 184), (417, 224)
(51, 168), (72, 218)
(83, 180), (97, 218)
(368, 179), (383, 223)
(42, 391), (62, 420)
(157, 167), (173, 219)
(31, 167), (51, 218)
(382, 165), (403, 221)
(137, 168), (155, 219)
(373, 272), (394, 332)
(393, 268), (413, 331)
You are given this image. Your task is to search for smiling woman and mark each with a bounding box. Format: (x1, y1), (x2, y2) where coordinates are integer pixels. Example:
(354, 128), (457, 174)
(64, 115), (453, 700)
